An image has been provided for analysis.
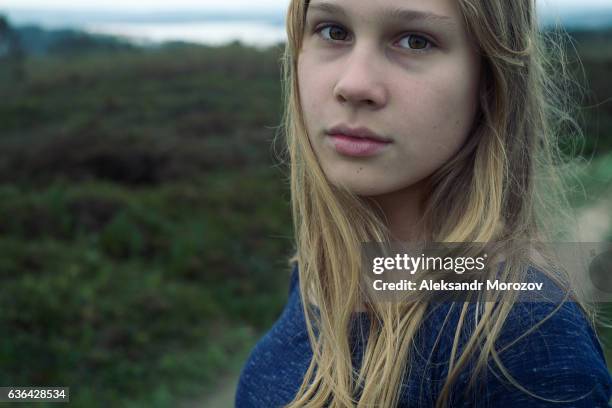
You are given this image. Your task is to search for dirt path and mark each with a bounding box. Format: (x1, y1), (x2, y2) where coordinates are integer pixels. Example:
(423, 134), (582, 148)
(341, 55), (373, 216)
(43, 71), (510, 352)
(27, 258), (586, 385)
(180, 371), (239, 408)
(197, 376), (238, 408)
(205, 377), (239, 408)
(574, 196), (612, 241)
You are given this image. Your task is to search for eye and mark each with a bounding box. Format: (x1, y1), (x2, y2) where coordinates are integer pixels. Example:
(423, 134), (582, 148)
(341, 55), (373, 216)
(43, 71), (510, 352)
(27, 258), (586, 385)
(315, 24), (351, 42)
(396, 34), (435, 52)
(313, 24), (436, 52)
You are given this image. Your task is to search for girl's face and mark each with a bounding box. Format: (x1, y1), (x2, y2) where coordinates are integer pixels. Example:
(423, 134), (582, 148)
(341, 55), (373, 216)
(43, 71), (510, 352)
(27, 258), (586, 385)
(298, 0), (481, 197)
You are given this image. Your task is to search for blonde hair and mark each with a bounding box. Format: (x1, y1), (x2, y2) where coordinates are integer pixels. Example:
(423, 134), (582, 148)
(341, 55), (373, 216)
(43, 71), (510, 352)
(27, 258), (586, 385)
(274, 0), (588, 406)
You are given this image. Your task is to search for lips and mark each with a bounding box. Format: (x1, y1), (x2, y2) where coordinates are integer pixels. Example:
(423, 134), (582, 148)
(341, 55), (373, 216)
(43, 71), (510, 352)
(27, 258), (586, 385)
(323, 124), (393, 157)
(325, 125), (392, 143)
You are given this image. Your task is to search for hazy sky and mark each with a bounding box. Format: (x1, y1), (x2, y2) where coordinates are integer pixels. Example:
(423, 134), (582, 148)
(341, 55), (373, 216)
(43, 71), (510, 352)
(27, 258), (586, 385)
(0, 0), (286, 11)
(0, 0), (611, 12)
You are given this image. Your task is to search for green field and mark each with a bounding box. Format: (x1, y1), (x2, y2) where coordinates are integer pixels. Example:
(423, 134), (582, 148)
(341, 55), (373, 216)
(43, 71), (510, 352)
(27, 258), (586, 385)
(0, 42), (296, 406)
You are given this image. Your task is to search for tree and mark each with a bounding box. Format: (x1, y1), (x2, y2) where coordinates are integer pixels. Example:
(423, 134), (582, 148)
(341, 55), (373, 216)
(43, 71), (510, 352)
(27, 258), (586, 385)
(0, 15), (26, 82)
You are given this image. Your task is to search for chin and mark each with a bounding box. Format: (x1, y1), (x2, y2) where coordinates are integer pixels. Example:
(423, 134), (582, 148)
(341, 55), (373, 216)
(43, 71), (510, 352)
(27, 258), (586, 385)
(324, 168), (429, 198)
(326, 174), (399, 197)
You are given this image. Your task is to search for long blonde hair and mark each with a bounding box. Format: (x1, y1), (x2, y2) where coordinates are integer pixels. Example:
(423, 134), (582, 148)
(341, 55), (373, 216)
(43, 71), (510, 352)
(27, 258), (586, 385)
(275, 0), (586, 406)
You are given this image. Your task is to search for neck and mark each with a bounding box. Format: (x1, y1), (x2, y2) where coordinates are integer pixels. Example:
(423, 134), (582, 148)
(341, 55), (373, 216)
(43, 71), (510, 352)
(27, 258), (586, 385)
(364, 178), (429, 242)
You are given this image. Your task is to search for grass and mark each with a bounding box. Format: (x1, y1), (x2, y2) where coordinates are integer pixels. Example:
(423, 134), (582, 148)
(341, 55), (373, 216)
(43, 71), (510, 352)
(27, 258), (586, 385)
(0, 169), (293, 406)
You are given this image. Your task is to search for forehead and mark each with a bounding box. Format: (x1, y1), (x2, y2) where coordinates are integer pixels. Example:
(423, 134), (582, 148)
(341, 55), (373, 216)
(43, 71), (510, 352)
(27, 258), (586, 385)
(306, 0), (465, 27)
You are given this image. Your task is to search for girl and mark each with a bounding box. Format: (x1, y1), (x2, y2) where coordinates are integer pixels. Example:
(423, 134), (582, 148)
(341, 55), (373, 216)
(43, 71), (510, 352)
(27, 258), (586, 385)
(236, 0), (612, 406)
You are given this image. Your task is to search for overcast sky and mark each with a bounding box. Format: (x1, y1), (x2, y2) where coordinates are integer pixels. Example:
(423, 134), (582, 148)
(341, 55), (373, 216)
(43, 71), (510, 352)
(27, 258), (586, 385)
(0, 0), (286, 11)
(0, 0), (611, 13)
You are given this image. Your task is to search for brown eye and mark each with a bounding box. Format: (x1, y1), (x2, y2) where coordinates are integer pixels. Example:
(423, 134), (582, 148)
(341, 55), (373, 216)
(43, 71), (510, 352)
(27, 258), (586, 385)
(397, 34), (434, 52)
(318, 25), (349, 41)
(408, 36), (428, 49)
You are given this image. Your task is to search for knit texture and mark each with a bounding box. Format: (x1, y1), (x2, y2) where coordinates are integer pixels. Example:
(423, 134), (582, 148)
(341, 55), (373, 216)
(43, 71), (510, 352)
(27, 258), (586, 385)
(235, 263), (612, 407)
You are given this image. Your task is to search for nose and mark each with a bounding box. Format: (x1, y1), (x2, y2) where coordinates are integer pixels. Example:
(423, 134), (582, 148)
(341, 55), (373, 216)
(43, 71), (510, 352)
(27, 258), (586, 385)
(333, 45), (388, 109)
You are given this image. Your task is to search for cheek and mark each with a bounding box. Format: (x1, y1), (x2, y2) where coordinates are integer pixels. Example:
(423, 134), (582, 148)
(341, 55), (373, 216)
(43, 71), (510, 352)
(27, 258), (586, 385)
(297, 56), (328, 130)
(397, 63), (480, 161)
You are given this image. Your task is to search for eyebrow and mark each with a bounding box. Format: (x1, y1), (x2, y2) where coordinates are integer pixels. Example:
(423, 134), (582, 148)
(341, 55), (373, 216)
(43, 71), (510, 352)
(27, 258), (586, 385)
(306, 1), (458, 29)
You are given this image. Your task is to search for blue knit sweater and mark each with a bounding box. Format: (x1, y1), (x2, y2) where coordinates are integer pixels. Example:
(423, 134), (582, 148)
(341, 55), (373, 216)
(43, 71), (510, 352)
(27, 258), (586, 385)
(235, 263), (612, 407)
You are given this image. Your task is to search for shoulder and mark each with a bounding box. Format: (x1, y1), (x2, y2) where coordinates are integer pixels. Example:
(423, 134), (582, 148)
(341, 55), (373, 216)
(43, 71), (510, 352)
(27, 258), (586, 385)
(445, 274), (612, 407)
(413, 265), (612, 407)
